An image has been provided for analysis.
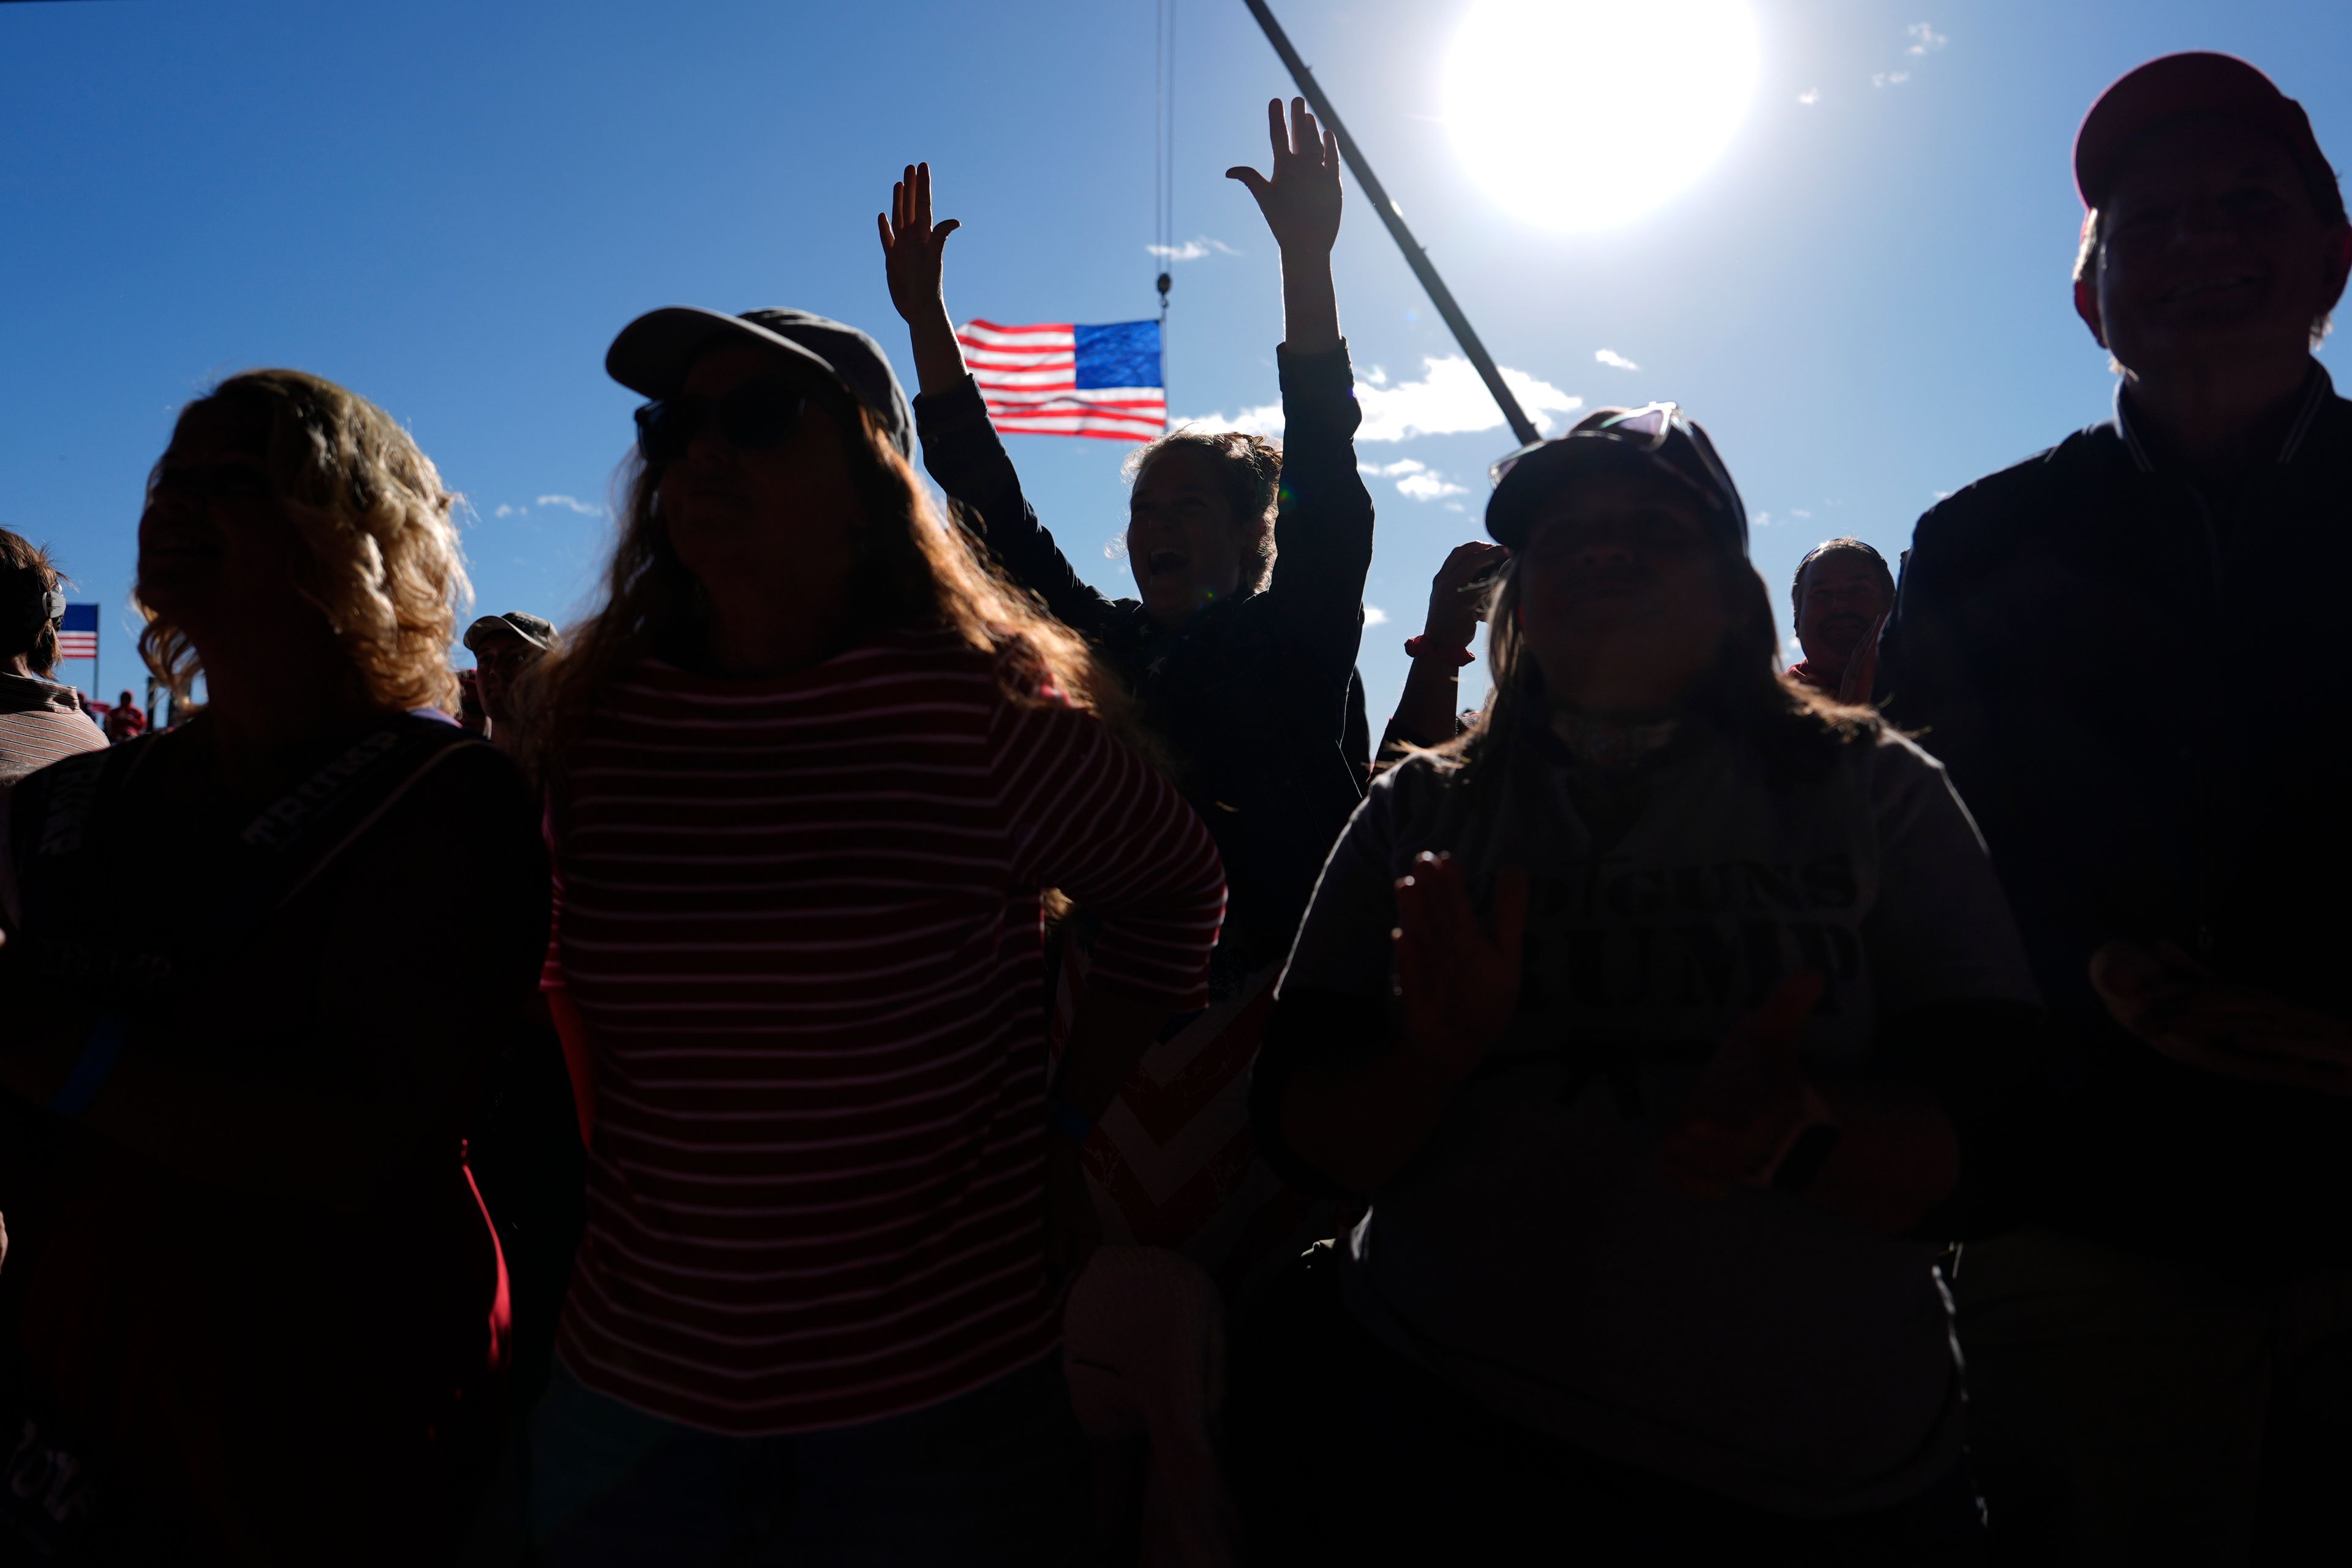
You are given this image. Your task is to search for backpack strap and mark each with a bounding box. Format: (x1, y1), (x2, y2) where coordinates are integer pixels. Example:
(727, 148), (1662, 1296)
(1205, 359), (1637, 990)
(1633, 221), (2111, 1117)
(12, 717), (485, 1011)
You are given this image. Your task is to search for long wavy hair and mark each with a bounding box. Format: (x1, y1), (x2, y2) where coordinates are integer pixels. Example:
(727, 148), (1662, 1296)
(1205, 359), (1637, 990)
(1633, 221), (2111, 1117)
(526, 390), (1149, 784)
(137, 370), (470, 714)
(1439, 546), (1878, 790)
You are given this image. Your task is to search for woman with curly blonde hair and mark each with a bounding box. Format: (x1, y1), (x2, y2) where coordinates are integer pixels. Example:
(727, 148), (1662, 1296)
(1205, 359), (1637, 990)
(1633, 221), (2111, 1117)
(523, 305), (1223, 1562)
(0, 369), (548, 1563)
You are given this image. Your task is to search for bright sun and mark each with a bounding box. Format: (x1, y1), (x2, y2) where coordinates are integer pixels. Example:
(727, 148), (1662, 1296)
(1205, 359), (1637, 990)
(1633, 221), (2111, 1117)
(1443, 0), (1762, 233)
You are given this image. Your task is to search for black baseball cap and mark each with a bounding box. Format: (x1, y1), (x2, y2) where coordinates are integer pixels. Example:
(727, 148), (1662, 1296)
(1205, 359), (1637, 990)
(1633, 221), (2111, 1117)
(2076, 53), (2345, 224)
(605, 307), (915, 459)
(1485, 403), (1749, 555)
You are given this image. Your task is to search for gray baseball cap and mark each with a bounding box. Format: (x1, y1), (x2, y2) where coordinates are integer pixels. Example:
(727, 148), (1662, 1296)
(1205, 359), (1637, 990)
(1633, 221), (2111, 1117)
(605, 306), (914, 459)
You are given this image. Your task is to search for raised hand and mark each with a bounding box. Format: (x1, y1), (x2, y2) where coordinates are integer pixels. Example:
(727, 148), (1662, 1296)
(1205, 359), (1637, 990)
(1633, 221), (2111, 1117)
(1659, 971), (1836, 1199)
(2091, 940), (2352, 1096)
(1835, 606), (1891, 706)
(1422, 541), (1509, 656)
(1393, 853), (1528, 1077)
(876, 162), (970, 397)
(878, 162), (961, 325)
(1227, 97), (1344, 257)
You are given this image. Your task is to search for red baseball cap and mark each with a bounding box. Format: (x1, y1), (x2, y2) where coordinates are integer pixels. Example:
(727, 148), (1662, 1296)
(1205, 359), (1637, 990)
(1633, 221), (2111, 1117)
(2075, 53), (2343, 222)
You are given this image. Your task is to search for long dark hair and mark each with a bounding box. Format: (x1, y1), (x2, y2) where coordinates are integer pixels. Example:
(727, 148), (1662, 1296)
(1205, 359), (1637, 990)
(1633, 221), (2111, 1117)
(1438, 548), (1879, 790)
(525, 393), (1150, 782)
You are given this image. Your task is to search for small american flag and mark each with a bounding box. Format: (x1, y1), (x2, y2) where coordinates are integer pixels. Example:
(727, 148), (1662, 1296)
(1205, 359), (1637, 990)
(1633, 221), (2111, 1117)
(56, 603), (98, 662)
(957, 319), (1166, 443)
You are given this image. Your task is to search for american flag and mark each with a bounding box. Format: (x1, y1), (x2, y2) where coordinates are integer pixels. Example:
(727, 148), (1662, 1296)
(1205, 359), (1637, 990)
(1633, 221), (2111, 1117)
(957, 319), (1166, 442)
(55, 603), (98, 662)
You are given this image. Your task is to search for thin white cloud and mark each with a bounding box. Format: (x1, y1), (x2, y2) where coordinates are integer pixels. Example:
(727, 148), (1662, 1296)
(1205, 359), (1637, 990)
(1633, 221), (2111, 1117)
(1146, 236), (1240, 262)
(1872, 71), (1911, 88)
(1754, 511), (1773, 529)
(1360, 457), (1469, 502)
(1103, 532), (1129, 562)
(1594, 349), (1639, 371)
(494, 503), (526, 518)
(1396, 472), (1469, 501)
(1792, 508), (1813, 519)
(1797, 88), (1820, 105)
(536, 494), (604, 516)
(1906, 21), (1947, 55)
(1183, 356), (1580, 445)
(1363, 605), (1390, 627)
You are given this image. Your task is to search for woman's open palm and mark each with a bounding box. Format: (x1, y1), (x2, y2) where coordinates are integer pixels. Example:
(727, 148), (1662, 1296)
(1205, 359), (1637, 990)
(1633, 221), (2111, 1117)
(1227, 97), (1343, 256)
(878, 161), (960, 326)
(1393, 853), (1528, 1076)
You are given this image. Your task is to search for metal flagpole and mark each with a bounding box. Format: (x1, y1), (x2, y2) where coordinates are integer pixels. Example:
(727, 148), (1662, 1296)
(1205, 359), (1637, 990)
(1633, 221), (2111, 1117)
(1238, 0), (1540, 449)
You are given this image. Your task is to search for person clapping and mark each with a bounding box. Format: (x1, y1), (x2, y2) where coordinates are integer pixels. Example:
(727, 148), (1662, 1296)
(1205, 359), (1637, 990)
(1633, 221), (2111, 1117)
(1248, 404), (2046, 1561)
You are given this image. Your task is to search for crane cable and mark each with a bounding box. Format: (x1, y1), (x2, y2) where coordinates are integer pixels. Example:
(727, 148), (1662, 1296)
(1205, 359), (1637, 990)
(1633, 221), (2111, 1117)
(1155, 0), (1175, 395)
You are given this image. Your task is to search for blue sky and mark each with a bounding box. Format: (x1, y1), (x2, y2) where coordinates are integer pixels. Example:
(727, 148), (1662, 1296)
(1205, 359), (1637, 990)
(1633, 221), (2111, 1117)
(7, 0), (2350, 721)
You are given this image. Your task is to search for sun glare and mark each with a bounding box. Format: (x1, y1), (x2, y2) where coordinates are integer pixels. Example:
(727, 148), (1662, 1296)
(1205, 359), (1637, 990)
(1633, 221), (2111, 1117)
(1443, 0), (1762, 233)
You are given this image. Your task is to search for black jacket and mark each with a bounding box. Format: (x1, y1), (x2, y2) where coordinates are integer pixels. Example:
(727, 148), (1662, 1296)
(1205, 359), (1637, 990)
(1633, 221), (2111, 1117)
(914, 344), (1374, 964)
(1882, 363), (2352, 1270)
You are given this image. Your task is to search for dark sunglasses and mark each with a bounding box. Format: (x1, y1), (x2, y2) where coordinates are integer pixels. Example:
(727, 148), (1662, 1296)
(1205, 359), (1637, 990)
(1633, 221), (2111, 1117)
(633, 379), (815, 469)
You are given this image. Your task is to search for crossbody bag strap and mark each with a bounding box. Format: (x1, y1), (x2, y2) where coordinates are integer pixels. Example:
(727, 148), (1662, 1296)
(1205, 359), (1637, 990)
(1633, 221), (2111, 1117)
(14, 718), (484, 1006)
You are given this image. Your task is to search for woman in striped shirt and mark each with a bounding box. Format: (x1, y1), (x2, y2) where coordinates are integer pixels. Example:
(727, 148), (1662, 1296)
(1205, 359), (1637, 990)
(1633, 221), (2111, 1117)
(524, 306), (1226, 1564)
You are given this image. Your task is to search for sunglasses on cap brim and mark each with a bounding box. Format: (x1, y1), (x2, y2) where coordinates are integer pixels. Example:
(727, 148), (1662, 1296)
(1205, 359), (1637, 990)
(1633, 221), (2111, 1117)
(1488, 402), (1737, 516)
(633, 376), (835, 469)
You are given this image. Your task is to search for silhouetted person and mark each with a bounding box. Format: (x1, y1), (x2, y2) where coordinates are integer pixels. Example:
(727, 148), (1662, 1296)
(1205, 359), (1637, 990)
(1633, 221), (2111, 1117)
(880, 106), (1377, 1330)
(1883, 53), (2352, 1564)
(882, 102), (1373, 979)
(100, 688), (146, 744)
(0, 531), (105, 787)
(0, 371), (543, 1563)
(1787, 536), (1893, 701)
(1246, 404), (2041, 1561)
(521, 303), (1223, 1562)
(462, 610), (556, 753)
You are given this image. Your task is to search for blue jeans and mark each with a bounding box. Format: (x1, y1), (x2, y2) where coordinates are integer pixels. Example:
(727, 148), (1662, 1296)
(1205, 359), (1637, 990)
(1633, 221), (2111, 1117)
(527, 1355), (1086, 1566)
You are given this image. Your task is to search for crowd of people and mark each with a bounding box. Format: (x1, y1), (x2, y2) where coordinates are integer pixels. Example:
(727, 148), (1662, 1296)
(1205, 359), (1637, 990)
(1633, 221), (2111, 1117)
(0, 49), (2345, 1567)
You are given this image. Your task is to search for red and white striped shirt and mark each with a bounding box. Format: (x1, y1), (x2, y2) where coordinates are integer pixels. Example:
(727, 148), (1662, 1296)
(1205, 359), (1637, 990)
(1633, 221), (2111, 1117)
(0, 674), (106, 789)
(544, 630), (1224, 1434)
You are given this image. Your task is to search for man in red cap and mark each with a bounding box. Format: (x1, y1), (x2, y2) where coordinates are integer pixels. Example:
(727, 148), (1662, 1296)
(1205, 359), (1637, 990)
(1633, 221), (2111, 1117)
(1883, 53), (2352, 1562)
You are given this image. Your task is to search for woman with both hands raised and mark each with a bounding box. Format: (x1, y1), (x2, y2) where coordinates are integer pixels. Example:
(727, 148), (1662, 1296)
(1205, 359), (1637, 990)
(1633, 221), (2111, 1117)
(880, 99), (1375, 1296)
